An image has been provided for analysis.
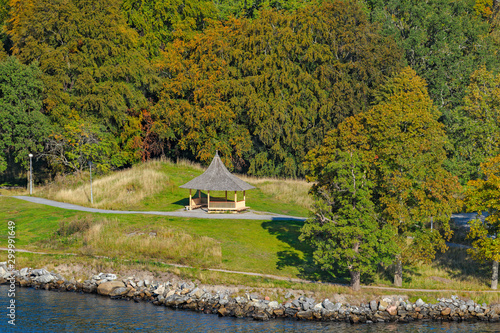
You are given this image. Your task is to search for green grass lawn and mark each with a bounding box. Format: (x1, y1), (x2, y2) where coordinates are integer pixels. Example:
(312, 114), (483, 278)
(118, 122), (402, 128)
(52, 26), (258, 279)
(21, 160), (311, 217)
(0, 196), (495, 292)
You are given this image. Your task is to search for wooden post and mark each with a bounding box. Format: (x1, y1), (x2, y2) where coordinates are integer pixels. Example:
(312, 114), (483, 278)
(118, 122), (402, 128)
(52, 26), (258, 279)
(243, 190), (246, 206)
(234, 191), (237, 209)
(208, 190), (210, 210)
(189, 189), (192, 210)
(225, 191), (227, 201)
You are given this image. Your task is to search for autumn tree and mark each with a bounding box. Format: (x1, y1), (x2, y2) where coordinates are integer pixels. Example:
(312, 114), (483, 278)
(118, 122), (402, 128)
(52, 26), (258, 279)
(0, 56), (50, 174)
(301, 150), (395, 290)
(121, 0), (217, 58)
(6, 0), (157, 171)
(310, 68), (461, 286)
(153, 19), (252, 169)
(155, 1), (402, 175)
(466, 154), (500, 289)
(447, 67), (500, 183)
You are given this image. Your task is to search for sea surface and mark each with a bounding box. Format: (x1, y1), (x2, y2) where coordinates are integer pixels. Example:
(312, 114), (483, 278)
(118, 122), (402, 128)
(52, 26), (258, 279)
(0, 285), (499, 332)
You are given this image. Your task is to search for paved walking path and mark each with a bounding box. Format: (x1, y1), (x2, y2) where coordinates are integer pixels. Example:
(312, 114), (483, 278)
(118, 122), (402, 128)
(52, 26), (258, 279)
(4, 195), (494, 293)
(10, 196), (307, 221)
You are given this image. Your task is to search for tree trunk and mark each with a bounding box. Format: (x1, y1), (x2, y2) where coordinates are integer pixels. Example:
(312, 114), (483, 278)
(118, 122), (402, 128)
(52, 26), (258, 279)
(394, 257), (403, 287)
(492, 260), (499, 290)
(350, 270), (361, 291)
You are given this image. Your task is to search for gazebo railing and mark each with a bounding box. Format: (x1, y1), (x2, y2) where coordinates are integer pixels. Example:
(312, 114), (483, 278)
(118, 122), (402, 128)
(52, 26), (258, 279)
(209, 200), (246, 210)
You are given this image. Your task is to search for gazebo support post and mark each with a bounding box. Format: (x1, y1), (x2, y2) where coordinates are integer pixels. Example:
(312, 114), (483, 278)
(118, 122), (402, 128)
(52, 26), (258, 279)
(225, 191), (227, 202)
(208, 190), (210, 210)
(189, 189), (192, 210)
(243, 190), (246, 207)
(234, 191), (237, 209)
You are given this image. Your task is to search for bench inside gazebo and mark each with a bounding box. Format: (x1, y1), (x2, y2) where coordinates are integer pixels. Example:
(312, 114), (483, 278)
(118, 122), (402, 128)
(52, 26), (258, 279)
(180, 152), (255, 211)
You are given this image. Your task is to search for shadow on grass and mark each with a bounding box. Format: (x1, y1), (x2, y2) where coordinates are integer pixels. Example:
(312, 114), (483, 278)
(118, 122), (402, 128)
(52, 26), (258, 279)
(172, 198), (189, 208)
(433, 247), (490, 282)
(262, 219), (351, 284)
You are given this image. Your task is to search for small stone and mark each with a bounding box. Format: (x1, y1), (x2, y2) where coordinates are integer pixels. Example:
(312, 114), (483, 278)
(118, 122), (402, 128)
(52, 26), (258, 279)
(268, 301), (279, 309)
(264, 296), (270, 301)
(370, 300), (378, 312)
(313, 303), (323, 311)
(322, 299), (335, 311)
(297, 311), (313, 320)
(379, 300), (388, 311)
(415, 298), (425, 308)
(386, 305), (397, 316)
(441, 308), (451, 316)
(253, 312), (269, 321)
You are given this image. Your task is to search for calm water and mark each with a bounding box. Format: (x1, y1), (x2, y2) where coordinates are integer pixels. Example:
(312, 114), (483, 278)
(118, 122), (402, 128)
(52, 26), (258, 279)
(0, 285), (499, 332)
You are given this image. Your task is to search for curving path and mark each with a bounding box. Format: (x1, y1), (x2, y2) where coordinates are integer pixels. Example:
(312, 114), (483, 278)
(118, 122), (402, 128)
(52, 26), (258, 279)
(4, 195), (494, 293)
(10, 195), (307, 221)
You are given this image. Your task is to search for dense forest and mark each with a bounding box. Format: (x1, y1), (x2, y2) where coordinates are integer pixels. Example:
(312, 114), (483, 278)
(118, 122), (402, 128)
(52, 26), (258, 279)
(1, 0), (500, 289)
(1, 0), (499, 182)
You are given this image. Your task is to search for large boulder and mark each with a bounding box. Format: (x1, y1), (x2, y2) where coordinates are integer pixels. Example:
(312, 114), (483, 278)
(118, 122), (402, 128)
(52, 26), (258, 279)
(97, 281), (125, 296)
(109, 287), (131, 297)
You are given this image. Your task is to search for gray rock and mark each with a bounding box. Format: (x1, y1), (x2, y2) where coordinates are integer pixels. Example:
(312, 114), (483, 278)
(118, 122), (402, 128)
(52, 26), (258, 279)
(20, 268), (30, 276)
(109, 287), (130, 297)
(269, 301), (280, 309)
(460, 305), (467, 312)
(284, 292), (292, 299)
(466, 300), (475, 307)
(415, 298), (425, 308)
(36, 274), (54, 284)
(323, 299), (335, 311)
(370, 300), (378, 312)
(292, 299), (301, 308)
(106, 274), (117, 280)
(313, 303), (323, 311)
(31, 268), (49, 276)
(333, 303), (342, 312)
(137, 280), (144, 288)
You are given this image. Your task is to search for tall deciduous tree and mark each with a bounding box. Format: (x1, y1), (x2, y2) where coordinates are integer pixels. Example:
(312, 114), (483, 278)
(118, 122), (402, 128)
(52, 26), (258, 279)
(6, 0), (157, 171)
(301, 150), (395, 290)
(155, 1), (402, 175)
(466, 154), (500, 289)
(310, 68), (461, 286)
(367, 0), (498, 111)
(121, 0), (217, 58)
(0, 56), (50, 173)
(447, 67), (500, 183)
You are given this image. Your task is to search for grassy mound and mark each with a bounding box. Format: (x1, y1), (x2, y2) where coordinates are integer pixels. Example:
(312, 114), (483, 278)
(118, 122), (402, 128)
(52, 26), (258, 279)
(28, 159), (312, 217)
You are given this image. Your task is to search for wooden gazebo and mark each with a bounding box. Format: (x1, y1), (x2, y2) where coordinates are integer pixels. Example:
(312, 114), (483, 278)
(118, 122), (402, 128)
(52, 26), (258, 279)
(180, 152), (255, 211)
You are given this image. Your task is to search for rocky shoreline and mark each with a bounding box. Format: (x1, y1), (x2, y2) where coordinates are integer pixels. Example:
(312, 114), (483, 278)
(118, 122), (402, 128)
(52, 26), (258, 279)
(1, 264), (499, 324)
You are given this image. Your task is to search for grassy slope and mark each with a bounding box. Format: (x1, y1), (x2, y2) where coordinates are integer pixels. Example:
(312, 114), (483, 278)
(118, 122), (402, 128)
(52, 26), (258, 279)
(27, 160), (312, 217)
(0, 196), (495, 294)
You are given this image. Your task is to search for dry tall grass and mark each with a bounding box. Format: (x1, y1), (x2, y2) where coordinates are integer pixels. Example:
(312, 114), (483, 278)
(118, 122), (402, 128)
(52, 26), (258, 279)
(240, 175), (313, 211)
(39, 160), (170, 209)
(81, 219), (222, 268)
(40, 215), (222, 268)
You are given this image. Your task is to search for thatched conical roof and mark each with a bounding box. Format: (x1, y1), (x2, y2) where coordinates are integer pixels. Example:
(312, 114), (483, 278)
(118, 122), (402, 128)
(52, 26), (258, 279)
(179, 152), (255, 191)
